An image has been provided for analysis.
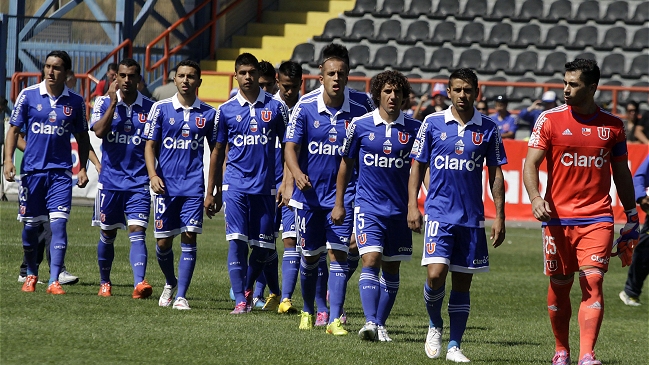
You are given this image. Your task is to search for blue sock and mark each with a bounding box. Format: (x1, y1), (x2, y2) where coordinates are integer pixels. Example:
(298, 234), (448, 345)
(22, 222), (40, 276)
(254, 273), (267, 298)
(227, 240), (248, 304)
(246, 247), (270, 291)
(424, 282), (445, 328)
(328, 260), (348, 321)
(263, 250), (280, 295)
(315, 254), (329, 313)
(358, 266), (380, 323)
(49, 218), (68, 284)
(281, 247), (300, 300)
(448, 290), (470, 350)
(176, 243), (196, 299)
(377, 272), (400, 326)
(156, 245), (177, 287)
(300, 255), (319, 314)
(129, 231), (147, 285)
(97, 231), (116, 284)
(346, 250), (360, 284)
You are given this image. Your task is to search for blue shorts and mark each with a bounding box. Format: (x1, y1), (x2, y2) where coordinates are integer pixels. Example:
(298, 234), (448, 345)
(355, 207), (412, 262)
(92, 186), (150, 230)
(152, 194), (203, 238)
(295, 206), (353, 257)
(223, 190), (276, 248)
(421, 216), (490, 273)
(276, 205), (296, 240)
(18, 169), (72, 223)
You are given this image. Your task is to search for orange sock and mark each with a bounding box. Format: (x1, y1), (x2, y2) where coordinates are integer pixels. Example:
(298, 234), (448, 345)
(578, 268), (605, 359)
(548, 276), (574, 354)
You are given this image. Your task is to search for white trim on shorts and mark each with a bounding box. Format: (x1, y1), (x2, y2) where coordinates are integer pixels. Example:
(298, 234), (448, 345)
(326, 242), (349, 253)
(18, 214), (49, 223)
(249, 239), (276, 249)
(154, 225), (202, 238)
(226, 233), (249, 242)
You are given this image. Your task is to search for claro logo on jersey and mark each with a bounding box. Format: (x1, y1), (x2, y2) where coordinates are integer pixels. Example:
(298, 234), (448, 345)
(308, 141), (344, 156)
(163, 137), (203, 150)
(31, 122), (67, 136)
(363, 150), (410, 169)
(560, 149), (608, 169)
(233, 133), (269, 147)
(107, 131), (142, 145)
(433, 152), (483, 171)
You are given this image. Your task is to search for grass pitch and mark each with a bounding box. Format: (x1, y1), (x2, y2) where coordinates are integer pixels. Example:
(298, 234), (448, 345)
(0, 202), (647, 364)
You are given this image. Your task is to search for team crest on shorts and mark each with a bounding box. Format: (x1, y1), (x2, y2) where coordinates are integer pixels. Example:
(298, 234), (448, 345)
(300, 237), (306, 248)
(19, 206), (26, 215)
(314, 120), (320, 128)
(169, 118), (175, 125)
(357, 233), (367, 245)
(597, 126), (610, 140)
(48, 111), (57, 123)
(155, 220), (163, 229)
(425, 242), (436, 255)
(328, 127), (337, 143)
(454, 140), (464, 155)
(546, 260), (558, 272)
(250, 119), (258, 132)
(369, 132), (375, 141)
(36, 104), (42, 111)
(100, 213), (106, 222)
(398, 131), (410, 144)
(471, 132), (484, 145)
(383, 140), (392, 154)
(62, 106), (72, 116)
(582, 127), (591, 136)
(440, 132), (447, 141)
(261, 110), (272, 122)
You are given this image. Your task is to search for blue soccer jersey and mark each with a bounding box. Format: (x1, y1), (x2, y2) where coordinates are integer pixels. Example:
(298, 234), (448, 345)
(411, 107), (507, 227)
(10, 82), (88, 172)
(216, 89), (289, 195)
(143, 94), (217, 197)
(344, 109), (421, 218)
(285, 89), (368, 210)
(91, 91), (154, 191)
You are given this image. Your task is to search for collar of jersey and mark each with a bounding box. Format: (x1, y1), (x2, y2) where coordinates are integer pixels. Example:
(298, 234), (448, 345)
(116, 90), (144, 107)
(444, 105), (483, 126)
(235, 87), (265, 107)
(172, 93), (201, 110)
(372, 108), (404, 126)
(39, 81), (70, 98)
(316, 85), (350, 115)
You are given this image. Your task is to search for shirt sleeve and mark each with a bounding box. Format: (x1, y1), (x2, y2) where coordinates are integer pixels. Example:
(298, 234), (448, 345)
(528, 111), (552, 150)
(143, 103), (162, 142)
(215, 106), (227, 144)
(89, 96), (107, 130)
(284, 104), (304, 144)
(275, 102), (289, 143)
(72, 96), (89, 134)
(342, 118), (361, 158)
(9, 89), (29, 129)
(411, 118), (431, 163)
(486, 123), (508, 167)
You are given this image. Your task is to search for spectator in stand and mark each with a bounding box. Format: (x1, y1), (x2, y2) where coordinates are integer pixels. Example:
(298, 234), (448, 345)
(476, 100), (489, 115)
(633, 101), (649, 144)
(416, 83), (448, 121)
(622, 101), (640, 143)
(519, 91), (558, 129)
(91, 63), (118, 99)
(152, 70), (178, 101)
(138, 75), (153, 99)
(65, 70), (77, 90)
(489, 95), (518, 139)
(403, 91), (416, 117)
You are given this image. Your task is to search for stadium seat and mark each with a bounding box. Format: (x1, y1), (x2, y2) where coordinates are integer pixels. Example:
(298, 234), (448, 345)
(480, 23), (513, 48)
(394, 46), (426, 71)
(400, 0), (432, 19)
(421, 47), (454, 73)
(366, 46), (398, 70)
(290, 43), (315, 65)
(625, 81), (649, 103)
(344, 0), (377, 17)
(623, 54), (649, 79)
(348, 71), (367, 92)
(482, 77), (508, 101)
(508, 51), (538, 76)
(302, 69), (318, 93)
(455, 49), (482, 70)
(595, 27), (627, 51)
(348, 45), (370, 70)
(540, 0), (572, 23)
(369, 19), (401, 44)
(627, 1), (649, 25)
(568, 0), (599, 24)
(508, 77), (539, 102)
(512, 0), (544, 22)
(624, 28), (649, 52)
(595, 80), (622, 104)
(406, 73), (429, 96)
(452, 23), (484, 47)
(600, 53), (626, 78)
(599, 1), (629, 24)
(535, 51), (567, 76)
(537, 25), (569, 49)
(509, 25), (541, 49)
(456, 0), (487, 20)
(427, 0), (460, 20)
(484, 0), (516, 21)
(575, 51), (597, 61)
(424, 21), (456, 46)
(397, 20), (430, 45)
(479, 50), (510, 74)
(545, 78), (565, 102)
(341, 19), (374, 43)
(313, 18), (346, 42)
(565, 26), (598, 50)
(372, 0), (404, 17)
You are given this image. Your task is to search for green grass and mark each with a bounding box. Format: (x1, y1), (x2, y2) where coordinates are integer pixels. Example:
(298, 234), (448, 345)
(1, 202), (647, 364)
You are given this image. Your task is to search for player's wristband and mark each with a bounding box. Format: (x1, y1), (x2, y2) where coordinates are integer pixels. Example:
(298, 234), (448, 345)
(150, 175), (158, 180)
(531, 195), (543, 203)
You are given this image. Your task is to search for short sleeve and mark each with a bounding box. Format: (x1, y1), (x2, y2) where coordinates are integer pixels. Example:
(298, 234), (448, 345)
(411, 119), (431, 163)
(285, 104), (305, 144)
(342, 118), (361, 158)
(143, 103), (162, 142)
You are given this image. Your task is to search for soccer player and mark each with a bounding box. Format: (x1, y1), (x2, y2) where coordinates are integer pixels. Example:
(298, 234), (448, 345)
(523, 59), (638, 365)
(284, 52), (368, 335)
(143, 60), (217, 310)
(90, 58), (155, 298)
(408, 68), (507, 362)
(4, 50), (90, 295)
(205, 53), (289, 314)
(332, 70), (420, 342)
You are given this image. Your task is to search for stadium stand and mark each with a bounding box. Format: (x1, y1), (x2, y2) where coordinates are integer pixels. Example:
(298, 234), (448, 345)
(455, 49), (483, 70)
(290, 43), (315, 65)
(394, 46), (427, 71)
(313, 18), (346, 42)
(509, 51), (539, 76)
(625, 28), (649, 52)
(624, 55), (649, 79)
(341, 18), (374, 42)
(600, 53), (626, 78)
(539, 0), (572, 23)
(344, 0), (377, 16)
(422, 47), (454, 73)
(425, 21), (456, 46)
(400, 0), (433, 19)
(484, 0), (516, 21)
(566, 26), (597, 50)
(366, 45), (398, 70)
(480, 23), (513, 48)
(535, 51), (567, 76)
(348, 44), (370, 69)
(512, 0), (544, 22)
(482, 76), (508, 100)
(568, 0), (600, 24)
(537, 25), (569, 49)
(599, 1), (629, 24)
(372, 0), (405, 17)
(369, 19), (401, 43)
(397, 20), (430, 45)
(595, 27), (627, 51)
(452, 23), (484, 47)
(627, 1), (649, 25)
(479, 50), (510, 74)
(509, 25), (542, 49)
(509, 77), (540, 102)
(428, 0), (460, 20)
(455, 0), (488, 20)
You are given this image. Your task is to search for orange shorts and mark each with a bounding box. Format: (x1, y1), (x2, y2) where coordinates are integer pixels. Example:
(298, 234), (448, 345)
(542, 222), (614, 276)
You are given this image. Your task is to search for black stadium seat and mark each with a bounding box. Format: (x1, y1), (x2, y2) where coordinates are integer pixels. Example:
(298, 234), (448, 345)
(348, 71), (367, 92)
(424, 21), (456, 46)
(537, 25), (569, 49)
(479, 50), (510, 74)
(313, 18), (346, 42)
(348, 45), (370, 69)
(456, 0), (487, 20)
(427, 0), (460, 20)
(568, 0), (600, 24)
(595, 27), (627, 51)
(421, 47), (454, 73)
(394, 46), (426, 71)
(344, 0), (377, 17)
(624, 28), (649, 52)
(482, 77), (508, 101)
(545, 78), (566, 102)
(595, 80), (623, 104)
(565, 26), (597, 50)
(406, 73), (429, 96)
(290, 43), (314, 65)
(599, 1), (629, 24)
(535, 51), (567, 76)
(509, 24), (541, 49)
(509, 77), (539, 102)
(341, 18), (374, 43)
(484, 0), (516, 21)
(366, 45), (398, 70)
(480, 23), (513, 48)
(397, 20), (430, 45)
(369, 19), (401, 44)
(600, 53), (626, 78)
(625, 81), (649, 103)
(372, 0), (404, 18)
(540, 0), (572, 23)
(508, 51), (538, 76)
(512, 0), (544, 22)
(400, 0), (432, 19)
(452, 23), (484, 47)
(623, 54), (649, 79)
(575, 52), (596, 61)
(627, 1), (649, 25)
(455, 49), (482, 70)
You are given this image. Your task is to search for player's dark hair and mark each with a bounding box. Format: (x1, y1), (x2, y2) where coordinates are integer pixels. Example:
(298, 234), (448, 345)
(46, 50), (72, 71)
(320, 43), (349, 66)
(565, 58), (600, 86)
(258, 60), (276, 80)
(370, 70), (412, 108)
(119, 58), (141, 76)
(176, 59), (201, 78)
(107, 62), (119, 72)
(448, 68), (479, 91)
(278, 61), (302, 80)
(235, 53), (260, 71)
